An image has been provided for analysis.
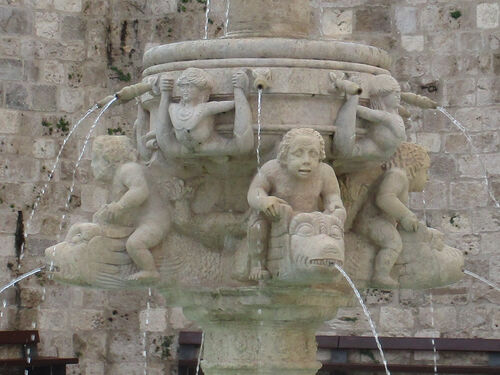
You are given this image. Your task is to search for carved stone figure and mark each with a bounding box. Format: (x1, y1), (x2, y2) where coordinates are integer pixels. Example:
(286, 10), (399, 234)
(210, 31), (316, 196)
(91, 136), (169, 283)
(332, 74), (406, 169)
(149, 68), (254, 157)
(246, 128), (346, 280)
(352, 142), (430, 288)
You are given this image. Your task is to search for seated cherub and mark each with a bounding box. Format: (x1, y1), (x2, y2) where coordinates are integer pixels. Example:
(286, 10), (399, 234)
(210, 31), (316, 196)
(91, 136), (169, 283)
(246, 128), (346, 280)
(353, 142), (430, 288)
(332, 74), (406, 167)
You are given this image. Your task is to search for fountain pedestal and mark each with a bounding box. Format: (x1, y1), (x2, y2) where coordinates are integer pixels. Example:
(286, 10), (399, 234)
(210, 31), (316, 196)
(164, 285), (352, 375)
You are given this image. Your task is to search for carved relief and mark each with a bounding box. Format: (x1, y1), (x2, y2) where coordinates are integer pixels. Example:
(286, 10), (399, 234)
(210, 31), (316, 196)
(351, 142), (430, 288)
(148, 68), (254, 158)
(332, 74), (406, 172)
(245, 128), (346, 281)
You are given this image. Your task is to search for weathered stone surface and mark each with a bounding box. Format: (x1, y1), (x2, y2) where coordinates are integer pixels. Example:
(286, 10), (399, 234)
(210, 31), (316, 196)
(0, 7), (33, 35)
(395, 7), (418, 34)
(355, 8), (391, 33)
(401, 35), (424, 52)
(322, 8), (352, 36)
(477, 3), (499, 29)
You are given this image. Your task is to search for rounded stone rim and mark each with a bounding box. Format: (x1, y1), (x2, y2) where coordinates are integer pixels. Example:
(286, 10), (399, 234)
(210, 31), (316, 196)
(143, 38), (392, 71)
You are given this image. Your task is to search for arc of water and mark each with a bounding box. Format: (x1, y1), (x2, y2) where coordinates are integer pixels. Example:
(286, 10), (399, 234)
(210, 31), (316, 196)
(429, 292), (438, 375)
(0, 267), (45, 295)
(257, 88), (263, 171)
(204, 0), (211, 40)
(58, 97), (118, 237)
(437, 107), (500, 208)
(463, 269), (500, 293)
(224, 0), (230, 36)
(17, 105), (98, 266)
(196, 331), (204, 375)
(142, 287), (152, 375)
(334, 264), (391, 375)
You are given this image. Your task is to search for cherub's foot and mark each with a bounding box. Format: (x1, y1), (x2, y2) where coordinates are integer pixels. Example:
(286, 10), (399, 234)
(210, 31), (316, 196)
(249, 267), (271, 281)
(371, 274), (399, 289)
(128, 271), (160, 284)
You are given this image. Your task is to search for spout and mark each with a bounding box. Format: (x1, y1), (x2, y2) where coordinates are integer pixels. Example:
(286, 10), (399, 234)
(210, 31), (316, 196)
(96, 94), (118, 108)
(252, 68), (272, 90)
(401, 92), (437, 109)
(96, 82), (154, 108)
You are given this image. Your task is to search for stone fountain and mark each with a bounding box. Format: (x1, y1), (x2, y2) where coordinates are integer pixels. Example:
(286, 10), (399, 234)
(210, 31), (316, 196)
(45, 1), (464, 374)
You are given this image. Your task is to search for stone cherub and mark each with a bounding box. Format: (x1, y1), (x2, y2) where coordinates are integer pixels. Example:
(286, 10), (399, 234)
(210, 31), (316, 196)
(89, 135), (170, 283)
(147, 67), (254, 157)
(352, 142), (430, 288)
(246, 128), (346, 280)
(332, 74), (406, 166)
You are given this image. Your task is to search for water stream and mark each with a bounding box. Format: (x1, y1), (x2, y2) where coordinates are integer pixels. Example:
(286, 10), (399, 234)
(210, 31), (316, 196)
(18, 105), (98, 265)
(204, 0), (211, 39)
(58, 97), (118, 236)
(428, 292), (438, 375)
(142, 288), (152, 375)
(334, 264), (391, 375)
(463, 269), (500, 293)
(196, 331), (204, 375)
(256, 88), (263, 171)
(0, 267), (45, 295)
(224, 0), (230, 36)
(437, 107), (500, 208)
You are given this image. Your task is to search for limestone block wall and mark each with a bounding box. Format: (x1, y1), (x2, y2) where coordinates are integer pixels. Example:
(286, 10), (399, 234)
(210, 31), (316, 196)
(0, 0), (498, 374)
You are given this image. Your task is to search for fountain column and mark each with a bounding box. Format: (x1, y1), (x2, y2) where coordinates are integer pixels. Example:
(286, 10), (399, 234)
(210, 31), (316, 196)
(225, 0), (310, 38)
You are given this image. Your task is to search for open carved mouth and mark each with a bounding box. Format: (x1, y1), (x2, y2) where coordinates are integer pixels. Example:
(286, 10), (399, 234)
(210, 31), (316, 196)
(309, 259), (342, 267)
(298, 169), (311, 175)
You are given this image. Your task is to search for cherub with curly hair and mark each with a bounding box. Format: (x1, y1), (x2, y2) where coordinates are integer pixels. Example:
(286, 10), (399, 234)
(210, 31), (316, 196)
(148, 67), (254, 157)
(353, 142), (430, 288)
(246, 128), (346, 280)
(90, 136), (170, 283)
(332, 74), (406, 165)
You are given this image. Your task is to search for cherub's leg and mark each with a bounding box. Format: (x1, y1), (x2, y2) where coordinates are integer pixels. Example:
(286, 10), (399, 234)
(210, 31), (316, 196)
(368, 219), (403, 288)
(333, 94), (359, 158)
(247, 213), (271, 280)
(126, 224), (165, 282)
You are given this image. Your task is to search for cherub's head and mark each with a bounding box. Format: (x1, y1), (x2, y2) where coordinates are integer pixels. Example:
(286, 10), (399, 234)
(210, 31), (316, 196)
(277, 128), (326, 179)
(91, 136), (137, 182)
(176, 68), (213, 104)
(369, 74), (401, 111)
(383, 142), (430, 192)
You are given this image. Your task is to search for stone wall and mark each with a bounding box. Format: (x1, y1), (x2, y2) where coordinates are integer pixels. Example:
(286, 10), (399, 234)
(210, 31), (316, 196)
(0, 0), (498, 374)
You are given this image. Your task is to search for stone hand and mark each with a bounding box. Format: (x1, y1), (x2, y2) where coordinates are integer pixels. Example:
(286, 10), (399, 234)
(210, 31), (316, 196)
(159, 76), (174, 92)
(400, 214), (419, 232)
(100, 202), (124, 222)
(232, 71), (249, 90)
(261, 196), (289, 220)
(249, 266), (271, 281)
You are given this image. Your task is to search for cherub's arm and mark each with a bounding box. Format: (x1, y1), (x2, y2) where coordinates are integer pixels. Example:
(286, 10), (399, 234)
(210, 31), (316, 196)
(247, 168), (272, 211)
(155, 77), (182, 155)
(333, 94), (359, 157)
(321, 164), (347, 225)
(199, 72), (254, 155)
(134, 105), (152, 161)
(112, 163), (150, 210)
(204, 100), (235, 116)
(375, 168), (416, 227)
(356, 105), (396, 126)
(247, 162), (288, 219)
